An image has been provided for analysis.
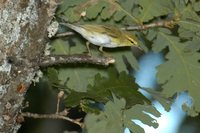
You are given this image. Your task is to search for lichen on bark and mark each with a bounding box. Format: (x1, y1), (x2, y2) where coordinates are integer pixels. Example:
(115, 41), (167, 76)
(0, 0), (58, 132)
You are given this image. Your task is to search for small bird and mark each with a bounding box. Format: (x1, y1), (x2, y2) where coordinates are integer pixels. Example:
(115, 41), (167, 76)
(60, 23), (140, 54)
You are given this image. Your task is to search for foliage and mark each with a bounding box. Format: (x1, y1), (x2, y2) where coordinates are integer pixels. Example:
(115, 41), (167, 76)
(57, 0), (138, 23)
(45, 0), (200, 132)
(84, 94), (160, 133)
(63, 68), (150, 108)
(152, 29), (200, 116)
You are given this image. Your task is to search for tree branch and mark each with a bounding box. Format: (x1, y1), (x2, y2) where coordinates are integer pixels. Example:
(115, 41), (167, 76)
(21, 110), (84, 128)
(39, 54), (115, 67)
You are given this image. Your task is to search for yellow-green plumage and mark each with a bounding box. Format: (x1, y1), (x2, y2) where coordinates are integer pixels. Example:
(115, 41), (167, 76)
(61, 23), (139, 49)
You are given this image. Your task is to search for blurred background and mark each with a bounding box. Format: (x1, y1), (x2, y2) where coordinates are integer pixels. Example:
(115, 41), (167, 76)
(18, 52), (200, 133)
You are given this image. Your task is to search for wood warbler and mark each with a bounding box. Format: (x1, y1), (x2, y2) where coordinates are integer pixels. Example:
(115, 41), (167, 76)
(60, 23), (140, 54)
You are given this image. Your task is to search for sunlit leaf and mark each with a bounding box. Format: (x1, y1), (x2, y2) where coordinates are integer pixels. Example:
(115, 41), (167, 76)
(84, 95), (160, 133)
(152, 30), (200, 116)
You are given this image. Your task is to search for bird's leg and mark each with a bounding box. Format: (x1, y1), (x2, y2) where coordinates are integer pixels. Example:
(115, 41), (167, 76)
(99, 46), (103, 53)
(99, 46), (111, 57)
(86, 41), (92, 56)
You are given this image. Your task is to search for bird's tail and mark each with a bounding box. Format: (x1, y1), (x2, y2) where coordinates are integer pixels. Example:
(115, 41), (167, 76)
(59, 23), (84, 34)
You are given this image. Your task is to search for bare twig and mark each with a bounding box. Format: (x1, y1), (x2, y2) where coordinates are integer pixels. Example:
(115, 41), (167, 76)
(56, 97), (60, 114)
(56, 91), (64, 114)
(21, 109), (84, 128)
(121, 20), (176, 31)
(55, 31), (74, 37)
(39, 54), (115, 67)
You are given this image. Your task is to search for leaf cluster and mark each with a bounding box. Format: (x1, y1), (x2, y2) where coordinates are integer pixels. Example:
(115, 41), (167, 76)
(84, 95), (160, 133)
(64, 68), (150, 108)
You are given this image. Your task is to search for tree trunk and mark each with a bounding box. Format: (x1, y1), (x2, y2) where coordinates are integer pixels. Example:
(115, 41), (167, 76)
(0, 0), (57, 132)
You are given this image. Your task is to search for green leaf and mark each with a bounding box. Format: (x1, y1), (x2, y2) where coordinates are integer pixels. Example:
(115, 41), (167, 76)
(110, 47), (140, 71)
(57, 0), (140, 23)
(183, 37), (200, 52)
(134, 0), (172, 22)
(84, 95), (160, 133)
(114, 0), (138, 23)
(152, 28), (172, 52)
(58, 67), (107, 92)
(144, 29), (158, 41)
(113, 11), (126, 22)
(152, 31), (200, 116)
(140, 88), (173, 112)
(51, 38), (70, 54)
(124, 104), (160, 130)
(80, 100), (101, 114)
(84, 0), (119, 21)
(63, 8), (82, 23)
(64, 68), (150, 108)
(46, 68), (60, 85)
(173, 0), (187, 10)
(178, 5), (200, 38)
(192, 0), (200, 11)
(86, 1), (108, 19)
(56, 0), (88, 14)
(101, 4), (117, 20)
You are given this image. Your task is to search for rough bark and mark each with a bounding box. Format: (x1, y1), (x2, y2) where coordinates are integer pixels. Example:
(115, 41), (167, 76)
(0, 0), (58, 132)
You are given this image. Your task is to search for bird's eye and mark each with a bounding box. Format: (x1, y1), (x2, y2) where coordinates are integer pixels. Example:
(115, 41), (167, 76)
(129, 39), (137, 44)
(126, 35), (138, 45)
(129, 40), (134, 44)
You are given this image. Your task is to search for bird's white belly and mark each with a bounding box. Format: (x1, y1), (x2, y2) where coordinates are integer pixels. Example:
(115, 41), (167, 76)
(76, 28), (118, 48)
(87, 34), (110, 46)
(88, 35), (119, 48)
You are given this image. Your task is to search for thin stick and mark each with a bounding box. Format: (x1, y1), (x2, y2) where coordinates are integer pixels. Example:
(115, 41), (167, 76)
(55, 32), (74, 37)
(56, 91), (64, 114)
(121, 20), (176, 31)
(56, 98), (60, 114)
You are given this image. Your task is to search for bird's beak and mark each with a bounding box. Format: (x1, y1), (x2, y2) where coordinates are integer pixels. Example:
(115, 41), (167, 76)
(131, 45), (144, 51)
(137, 45), (144, 51)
